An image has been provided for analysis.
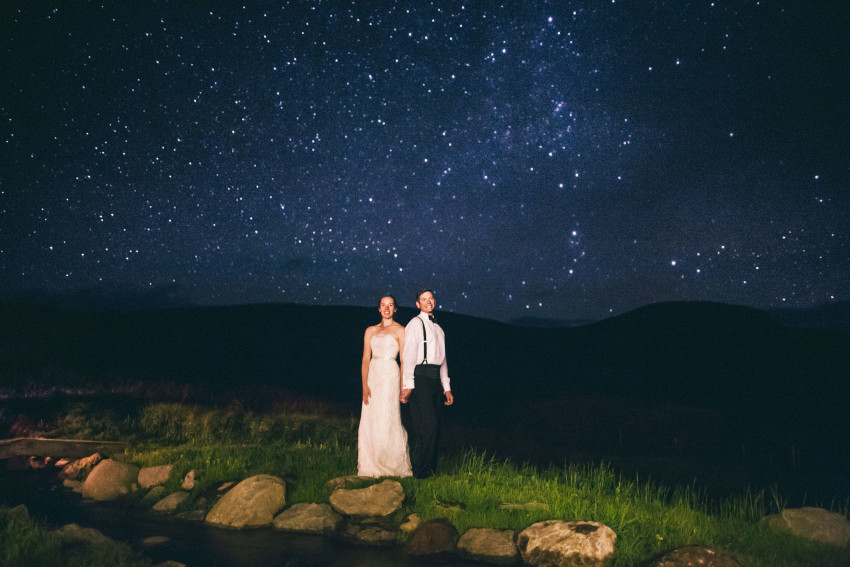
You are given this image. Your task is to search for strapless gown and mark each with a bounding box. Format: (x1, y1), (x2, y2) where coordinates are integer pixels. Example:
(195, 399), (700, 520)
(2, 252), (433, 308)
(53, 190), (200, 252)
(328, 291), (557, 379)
(357, 333), (412, 477)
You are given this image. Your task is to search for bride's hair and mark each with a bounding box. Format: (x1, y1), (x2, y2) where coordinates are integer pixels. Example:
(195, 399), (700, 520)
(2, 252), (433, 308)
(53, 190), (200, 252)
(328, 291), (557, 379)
(378, 294), (398, 309)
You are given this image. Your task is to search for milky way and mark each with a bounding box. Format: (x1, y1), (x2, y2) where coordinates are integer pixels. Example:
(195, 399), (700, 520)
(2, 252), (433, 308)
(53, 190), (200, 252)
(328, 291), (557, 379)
(1, 2), (847, 321)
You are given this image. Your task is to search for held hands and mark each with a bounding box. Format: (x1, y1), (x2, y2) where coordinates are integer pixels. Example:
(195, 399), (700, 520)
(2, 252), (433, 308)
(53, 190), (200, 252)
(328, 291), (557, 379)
(399, 389), (453, 405)
(362, 386), (371, 405)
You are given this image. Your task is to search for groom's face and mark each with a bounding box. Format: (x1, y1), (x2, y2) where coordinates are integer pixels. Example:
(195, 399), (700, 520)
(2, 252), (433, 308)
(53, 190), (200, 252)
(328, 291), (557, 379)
(416, 291), (435, 314)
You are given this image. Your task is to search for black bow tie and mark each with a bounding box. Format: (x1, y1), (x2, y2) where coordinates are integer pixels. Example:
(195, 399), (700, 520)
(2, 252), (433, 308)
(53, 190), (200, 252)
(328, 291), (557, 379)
(428, 314), (435, 322)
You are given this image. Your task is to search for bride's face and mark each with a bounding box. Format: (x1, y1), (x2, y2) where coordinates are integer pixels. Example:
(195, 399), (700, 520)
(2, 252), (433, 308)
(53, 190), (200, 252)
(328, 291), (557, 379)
(378, 297), (397, 319)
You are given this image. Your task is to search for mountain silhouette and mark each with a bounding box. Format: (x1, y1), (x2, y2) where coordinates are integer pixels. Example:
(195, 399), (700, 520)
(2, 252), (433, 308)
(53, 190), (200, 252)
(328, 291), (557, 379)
(2, 300), (846, 422)
(2, 300), (848, 502)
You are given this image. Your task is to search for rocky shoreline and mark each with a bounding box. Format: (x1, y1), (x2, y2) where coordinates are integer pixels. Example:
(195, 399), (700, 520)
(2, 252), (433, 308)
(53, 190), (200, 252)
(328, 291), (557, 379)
(14, 451), (850, 567)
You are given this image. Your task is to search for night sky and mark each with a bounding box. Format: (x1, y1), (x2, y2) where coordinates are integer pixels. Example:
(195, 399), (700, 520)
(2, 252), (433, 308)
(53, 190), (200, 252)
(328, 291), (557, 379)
(2, 2), (847, 322)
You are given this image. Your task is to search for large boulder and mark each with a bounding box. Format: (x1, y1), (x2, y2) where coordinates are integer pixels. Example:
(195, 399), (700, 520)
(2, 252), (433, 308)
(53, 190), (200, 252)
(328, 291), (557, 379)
(406, 518), (459, 556)
(517, 520), (617, 567)
(55, 523), (122, 547)
(649, 546), (741, 566)
(141, 486), (167, 506)
(62, 479), (84, 494)
(458, 528), (520, 564)
(81, 459), (140, 501)
(138, 464), (176, 489)
(762, 507), (850, 547)
(273, 503), (342, 533)
(329, 479), (404, 517)
(152, 491), (191, 513)
(59, 453), (103, 481)
(205, 474), (286, 529)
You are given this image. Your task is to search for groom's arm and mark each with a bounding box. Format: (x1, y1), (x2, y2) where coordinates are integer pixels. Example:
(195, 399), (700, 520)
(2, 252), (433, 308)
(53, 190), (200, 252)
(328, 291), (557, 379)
(439, 348), (452, 405)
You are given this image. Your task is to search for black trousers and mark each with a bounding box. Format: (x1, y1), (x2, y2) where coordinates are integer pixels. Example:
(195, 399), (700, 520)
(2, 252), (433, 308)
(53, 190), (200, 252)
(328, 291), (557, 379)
(409, 368), (442, 478)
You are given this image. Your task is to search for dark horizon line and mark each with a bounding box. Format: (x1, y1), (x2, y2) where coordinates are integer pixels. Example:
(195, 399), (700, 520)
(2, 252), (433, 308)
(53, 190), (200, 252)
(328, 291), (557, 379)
(2, 288), (847, 330)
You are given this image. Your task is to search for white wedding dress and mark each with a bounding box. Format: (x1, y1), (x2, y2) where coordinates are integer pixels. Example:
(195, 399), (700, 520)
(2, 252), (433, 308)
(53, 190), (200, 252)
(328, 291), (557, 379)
(357, 333), (412, 477)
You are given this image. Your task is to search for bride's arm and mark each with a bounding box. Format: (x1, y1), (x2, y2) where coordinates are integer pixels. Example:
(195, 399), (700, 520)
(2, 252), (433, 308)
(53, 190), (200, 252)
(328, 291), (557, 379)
(361, 327), (373, 405)
(398, 327), (410, 403)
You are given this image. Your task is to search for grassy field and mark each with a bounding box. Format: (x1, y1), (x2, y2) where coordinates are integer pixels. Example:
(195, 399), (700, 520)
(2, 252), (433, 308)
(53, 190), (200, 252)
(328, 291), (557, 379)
(4, 398), (849, 566)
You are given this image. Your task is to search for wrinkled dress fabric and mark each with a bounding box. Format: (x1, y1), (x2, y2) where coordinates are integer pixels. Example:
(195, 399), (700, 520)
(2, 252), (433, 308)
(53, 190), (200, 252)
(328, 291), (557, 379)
(357, 333), (413, 477)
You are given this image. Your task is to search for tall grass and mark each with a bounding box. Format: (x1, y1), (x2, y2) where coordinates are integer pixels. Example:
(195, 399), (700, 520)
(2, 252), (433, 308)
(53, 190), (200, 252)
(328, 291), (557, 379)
(40, 401), (850, 566)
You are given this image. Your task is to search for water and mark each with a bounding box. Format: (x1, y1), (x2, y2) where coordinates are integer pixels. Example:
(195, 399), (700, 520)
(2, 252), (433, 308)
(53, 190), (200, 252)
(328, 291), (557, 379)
(0, 461), (478, 567)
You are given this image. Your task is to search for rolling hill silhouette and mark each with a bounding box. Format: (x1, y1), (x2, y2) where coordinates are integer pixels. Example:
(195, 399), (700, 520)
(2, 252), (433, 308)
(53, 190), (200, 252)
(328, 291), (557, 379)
(1, 301), (847, 410)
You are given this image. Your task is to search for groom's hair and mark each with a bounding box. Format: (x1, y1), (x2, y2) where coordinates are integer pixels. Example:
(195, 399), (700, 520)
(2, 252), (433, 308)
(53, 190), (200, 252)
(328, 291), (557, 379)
(416, 288), (435, 302)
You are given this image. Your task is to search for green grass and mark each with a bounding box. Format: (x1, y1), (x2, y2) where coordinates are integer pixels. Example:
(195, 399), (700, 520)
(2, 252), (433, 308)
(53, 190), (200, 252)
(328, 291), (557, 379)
(31, 401), (850, 566)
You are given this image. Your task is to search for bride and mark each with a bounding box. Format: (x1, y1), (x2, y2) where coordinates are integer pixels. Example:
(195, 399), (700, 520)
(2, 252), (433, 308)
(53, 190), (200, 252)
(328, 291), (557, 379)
(357, 295), (412, 477)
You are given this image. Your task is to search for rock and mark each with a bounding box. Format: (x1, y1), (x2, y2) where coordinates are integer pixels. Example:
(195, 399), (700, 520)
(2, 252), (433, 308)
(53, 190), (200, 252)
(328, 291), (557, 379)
(63, 479), (84, 494)
(400, 513), (420, 533)
(155, 562), (187, 567)
(458, 528), (520, 565)
(762, 507), (850, 547)
(205, 474), (287, 529)
(59, 453), (103, 481)
(326, 475), (371, 491)
(55, 523), (120, 547)
(406, 518), (459, 556)
(28, 456), (47, 469)
(273, 503), (342, 533)
(55, 458), (71, 468)
(500, 501), (550, 513)
(81, 459), (140, 501)
(354, 526), (397, 545)
(329, 479), (404, 517)
(142, 536), (171, 546)
(649, 545), (741, 567)
(141, 486), (167, 506)
(175, 510), (207, 521)
(517, 520), (617, 567)
(217, 481), (236, 493)
(153, 491), (191, 513)
(138, 464), (175, 488)
(181, 469), (196, 490)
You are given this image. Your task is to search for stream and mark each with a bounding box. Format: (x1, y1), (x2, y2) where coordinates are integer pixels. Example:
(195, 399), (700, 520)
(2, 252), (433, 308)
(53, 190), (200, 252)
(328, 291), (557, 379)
(0, 460), (479, 567)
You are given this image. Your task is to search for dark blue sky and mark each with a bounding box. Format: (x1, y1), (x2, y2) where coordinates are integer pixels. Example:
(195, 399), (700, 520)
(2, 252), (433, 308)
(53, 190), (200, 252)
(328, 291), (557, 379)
(2, 2), (847, 322)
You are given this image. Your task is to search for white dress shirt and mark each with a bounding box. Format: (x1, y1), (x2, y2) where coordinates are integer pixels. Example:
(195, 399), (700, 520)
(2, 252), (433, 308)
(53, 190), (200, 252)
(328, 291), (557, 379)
(402, 312), (451, 392)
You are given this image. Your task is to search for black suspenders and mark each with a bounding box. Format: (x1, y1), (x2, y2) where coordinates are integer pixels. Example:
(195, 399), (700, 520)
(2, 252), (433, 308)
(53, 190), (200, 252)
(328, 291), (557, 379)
(419, 317), (428, 364)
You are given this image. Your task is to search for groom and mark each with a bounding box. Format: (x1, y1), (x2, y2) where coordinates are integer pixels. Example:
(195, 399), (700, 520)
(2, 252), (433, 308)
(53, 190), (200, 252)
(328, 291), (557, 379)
(400, 288), (454, 478)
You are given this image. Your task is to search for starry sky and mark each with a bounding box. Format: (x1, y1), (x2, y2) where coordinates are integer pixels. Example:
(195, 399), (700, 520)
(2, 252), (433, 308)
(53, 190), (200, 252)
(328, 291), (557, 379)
(2, 2), (847, 322)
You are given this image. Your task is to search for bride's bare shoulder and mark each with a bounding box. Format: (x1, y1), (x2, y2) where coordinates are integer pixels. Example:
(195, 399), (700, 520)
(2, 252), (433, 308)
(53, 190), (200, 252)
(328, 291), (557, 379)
(364, 324), (380, 337)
